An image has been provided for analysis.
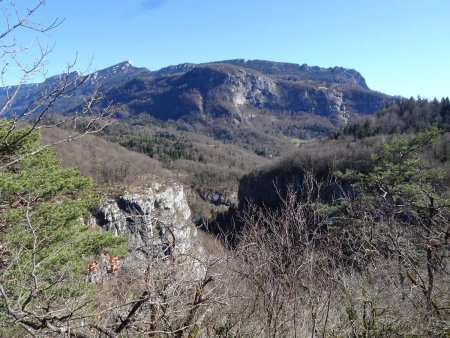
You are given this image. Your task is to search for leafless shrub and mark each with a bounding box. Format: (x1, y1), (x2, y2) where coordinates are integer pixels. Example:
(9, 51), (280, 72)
(228, 176), (341, 337)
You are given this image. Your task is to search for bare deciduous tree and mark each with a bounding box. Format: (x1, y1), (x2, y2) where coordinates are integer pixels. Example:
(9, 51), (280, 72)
(231, 171), (341, 338)
(0, 0), (114, 172)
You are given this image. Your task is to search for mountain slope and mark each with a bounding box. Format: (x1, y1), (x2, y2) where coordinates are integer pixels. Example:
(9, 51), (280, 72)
(0, 61), (150, 117)
(106, 60), (393, 133)
(1, 59), (394, 142)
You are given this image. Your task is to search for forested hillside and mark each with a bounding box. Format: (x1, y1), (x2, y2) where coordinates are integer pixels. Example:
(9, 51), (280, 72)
(338, 97), (450, 138)
(234, 97), (450, 213)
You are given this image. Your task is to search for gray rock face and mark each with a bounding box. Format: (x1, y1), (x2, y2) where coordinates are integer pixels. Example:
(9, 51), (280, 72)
(94, 182), (201, 261)
(220, 59), (369, 89)
(199, 189), (238, 207)
(223, 68), (278, 108)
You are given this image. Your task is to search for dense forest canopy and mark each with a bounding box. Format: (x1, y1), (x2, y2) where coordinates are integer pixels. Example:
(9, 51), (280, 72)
(338, 97), (450, 138)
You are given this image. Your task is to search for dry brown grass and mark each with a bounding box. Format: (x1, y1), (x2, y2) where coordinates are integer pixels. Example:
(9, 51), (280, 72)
(41, 127), (173, 188)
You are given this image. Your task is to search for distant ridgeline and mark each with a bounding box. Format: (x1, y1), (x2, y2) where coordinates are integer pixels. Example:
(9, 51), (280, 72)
(0, 59), (394, 141)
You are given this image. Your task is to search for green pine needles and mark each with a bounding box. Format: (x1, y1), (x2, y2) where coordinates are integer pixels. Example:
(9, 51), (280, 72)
(0, 120), (127, 334)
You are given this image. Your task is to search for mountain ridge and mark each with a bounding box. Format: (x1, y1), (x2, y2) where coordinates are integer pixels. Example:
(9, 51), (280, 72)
(0, 59), (395, 143)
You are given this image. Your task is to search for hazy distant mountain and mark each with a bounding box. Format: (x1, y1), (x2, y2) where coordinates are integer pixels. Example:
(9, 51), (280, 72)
(1, 59), (394, 140)
(0, 61), (148, 115)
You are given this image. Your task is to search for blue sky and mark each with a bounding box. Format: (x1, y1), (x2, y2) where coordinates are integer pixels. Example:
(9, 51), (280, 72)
(2, 0), (449, 99)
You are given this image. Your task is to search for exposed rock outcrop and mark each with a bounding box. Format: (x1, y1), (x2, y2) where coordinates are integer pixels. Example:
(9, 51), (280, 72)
(93, 182), (203, 262)
(198, 189), (238, 207)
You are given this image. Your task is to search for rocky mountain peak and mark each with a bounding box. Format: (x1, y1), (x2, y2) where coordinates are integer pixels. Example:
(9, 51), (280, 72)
(89, 60), (140, 81)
